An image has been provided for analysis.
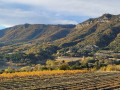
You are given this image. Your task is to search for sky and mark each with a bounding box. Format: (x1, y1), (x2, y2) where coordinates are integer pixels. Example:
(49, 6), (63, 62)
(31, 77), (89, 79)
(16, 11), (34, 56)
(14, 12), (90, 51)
(0, 0), (120, 29)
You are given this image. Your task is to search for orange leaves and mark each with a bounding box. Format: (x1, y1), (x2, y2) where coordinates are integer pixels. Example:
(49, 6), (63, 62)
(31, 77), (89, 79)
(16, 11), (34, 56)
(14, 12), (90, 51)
(0, 70), (89, 80)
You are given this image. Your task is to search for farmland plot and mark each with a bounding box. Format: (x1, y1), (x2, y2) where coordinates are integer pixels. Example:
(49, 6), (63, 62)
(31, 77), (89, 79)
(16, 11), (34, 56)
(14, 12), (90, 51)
(0, 72), (120, 90)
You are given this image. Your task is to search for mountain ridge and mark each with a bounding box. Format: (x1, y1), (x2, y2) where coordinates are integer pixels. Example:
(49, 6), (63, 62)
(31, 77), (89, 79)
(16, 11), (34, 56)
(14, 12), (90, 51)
(0, 14), (120, 52)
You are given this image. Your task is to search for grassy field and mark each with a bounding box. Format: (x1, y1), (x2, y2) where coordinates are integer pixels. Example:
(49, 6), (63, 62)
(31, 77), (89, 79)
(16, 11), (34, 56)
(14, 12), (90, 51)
(0, 71), (120, 90)
(56, 57), (82, 62)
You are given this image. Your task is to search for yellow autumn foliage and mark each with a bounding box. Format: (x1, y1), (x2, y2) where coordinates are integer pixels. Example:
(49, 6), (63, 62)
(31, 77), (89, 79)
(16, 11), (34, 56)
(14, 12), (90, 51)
(100, 65), (120, 71)
(0, 70), (89, 80)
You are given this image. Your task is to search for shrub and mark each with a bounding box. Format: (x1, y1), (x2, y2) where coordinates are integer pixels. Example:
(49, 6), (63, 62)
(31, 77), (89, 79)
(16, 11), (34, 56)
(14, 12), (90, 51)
(59, 64), (70, 70)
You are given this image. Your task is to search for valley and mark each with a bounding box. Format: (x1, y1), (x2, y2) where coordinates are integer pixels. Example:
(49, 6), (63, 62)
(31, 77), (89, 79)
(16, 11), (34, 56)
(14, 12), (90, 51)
(1, 0), (120, 89)
(0, 14), (120, 90)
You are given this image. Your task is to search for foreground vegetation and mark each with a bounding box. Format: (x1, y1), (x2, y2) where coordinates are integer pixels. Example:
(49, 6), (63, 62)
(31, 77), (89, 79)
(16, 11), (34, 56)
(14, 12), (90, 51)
(1, 64), (120, 80)
(0, 71), (120, 89)
(0, 59), (120, 89)
(0, 70), (89, 80)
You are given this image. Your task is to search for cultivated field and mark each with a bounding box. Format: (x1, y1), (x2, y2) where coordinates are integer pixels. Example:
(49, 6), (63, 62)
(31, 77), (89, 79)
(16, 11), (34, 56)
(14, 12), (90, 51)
(0, 71), (120, 90)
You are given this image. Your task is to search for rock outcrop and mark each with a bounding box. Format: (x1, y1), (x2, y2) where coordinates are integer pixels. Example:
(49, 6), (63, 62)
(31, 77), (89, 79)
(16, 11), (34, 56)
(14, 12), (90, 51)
(76, 14), (120, 29)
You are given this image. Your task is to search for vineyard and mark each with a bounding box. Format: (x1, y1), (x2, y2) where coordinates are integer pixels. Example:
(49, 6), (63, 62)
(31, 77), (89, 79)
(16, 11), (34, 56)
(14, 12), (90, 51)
(0, 70), (88, 80)
(0, 71), (120, 89)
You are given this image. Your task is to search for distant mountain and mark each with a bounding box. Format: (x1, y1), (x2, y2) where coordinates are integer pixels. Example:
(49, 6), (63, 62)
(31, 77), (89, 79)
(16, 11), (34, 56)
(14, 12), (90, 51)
(0, 14), (120, 51)
(0, 24), (75, 44)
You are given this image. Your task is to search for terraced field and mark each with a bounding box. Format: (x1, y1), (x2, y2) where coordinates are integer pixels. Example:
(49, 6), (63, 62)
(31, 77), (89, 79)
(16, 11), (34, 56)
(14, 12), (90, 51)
(0, 72), (120, 90)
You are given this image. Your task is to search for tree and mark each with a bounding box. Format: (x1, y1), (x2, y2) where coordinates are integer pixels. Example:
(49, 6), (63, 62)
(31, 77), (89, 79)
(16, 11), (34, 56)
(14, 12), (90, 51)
(46, 60), (56, 70)
(20, 66), (32, 71)
(5, 67), (12, 73)
(34, 64), (42, 71)
(59, 64), (70, 70)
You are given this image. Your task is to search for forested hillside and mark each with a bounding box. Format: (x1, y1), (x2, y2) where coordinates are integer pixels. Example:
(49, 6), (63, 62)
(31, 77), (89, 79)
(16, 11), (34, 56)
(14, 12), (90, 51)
(0, 14), (120, 66)
(54, 14), (120, 49)
(1, 14), (120, 49)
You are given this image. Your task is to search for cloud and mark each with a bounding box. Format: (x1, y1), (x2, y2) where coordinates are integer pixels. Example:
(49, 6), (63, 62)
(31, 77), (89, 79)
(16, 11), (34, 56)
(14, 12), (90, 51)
(53, 20), (77, 24)
(2, 0), (120, 16)
(0, 0), (120, 27)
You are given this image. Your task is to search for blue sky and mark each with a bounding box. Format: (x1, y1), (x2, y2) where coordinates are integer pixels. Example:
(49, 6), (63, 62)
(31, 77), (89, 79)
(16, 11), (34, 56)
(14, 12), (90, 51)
(0, 0), (120, 29)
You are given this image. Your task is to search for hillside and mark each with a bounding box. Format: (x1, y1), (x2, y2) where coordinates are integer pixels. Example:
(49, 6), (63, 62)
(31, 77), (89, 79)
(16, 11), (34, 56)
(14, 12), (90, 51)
(0, 14), (120, 66)
(0, 14), (120, 50)
(54, 14), (120, 49)
(0, 24), (75, 44)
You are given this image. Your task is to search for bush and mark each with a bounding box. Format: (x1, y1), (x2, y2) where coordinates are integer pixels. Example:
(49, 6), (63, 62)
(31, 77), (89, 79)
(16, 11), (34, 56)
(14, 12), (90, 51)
(59, 64), (70, 70)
